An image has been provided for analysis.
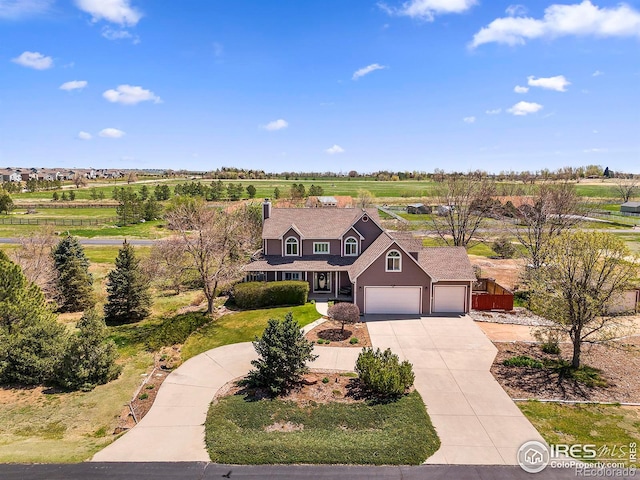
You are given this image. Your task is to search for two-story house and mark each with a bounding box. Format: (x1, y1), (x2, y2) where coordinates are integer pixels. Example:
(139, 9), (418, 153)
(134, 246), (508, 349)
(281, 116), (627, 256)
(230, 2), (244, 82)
(244, 201), (476, 315)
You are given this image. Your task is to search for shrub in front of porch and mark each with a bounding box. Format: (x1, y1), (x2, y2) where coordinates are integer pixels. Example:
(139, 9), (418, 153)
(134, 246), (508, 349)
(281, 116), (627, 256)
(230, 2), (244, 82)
(234, 281), (309, 309)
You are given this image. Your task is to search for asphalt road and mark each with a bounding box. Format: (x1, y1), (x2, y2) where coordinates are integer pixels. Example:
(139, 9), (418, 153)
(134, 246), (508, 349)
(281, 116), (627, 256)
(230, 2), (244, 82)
(0, 237), (155, 246)
(0, 463), (583, 480)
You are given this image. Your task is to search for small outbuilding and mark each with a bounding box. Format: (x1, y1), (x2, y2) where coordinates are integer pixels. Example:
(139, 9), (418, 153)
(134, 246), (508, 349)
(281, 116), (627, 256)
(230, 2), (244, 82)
(621, 202), (640, 214)
(407, 203), (432, 214)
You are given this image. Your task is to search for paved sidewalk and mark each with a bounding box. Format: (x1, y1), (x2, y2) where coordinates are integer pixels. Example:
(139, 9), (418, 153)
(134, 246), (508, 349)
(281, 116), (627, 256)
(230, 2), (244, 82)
(366, 315), (545, 466)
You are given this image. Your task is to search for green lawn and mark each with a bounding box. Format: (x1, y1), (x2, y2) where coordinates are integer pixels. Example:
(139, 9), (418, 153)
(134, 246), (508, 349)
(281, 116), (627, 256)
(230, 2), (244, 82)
(0, 352), (152, 463)
(11, 207), (118, 219)
(205, 390), (439, 465)
(519, 401), (640, 466)
(181, 303), (320, 360)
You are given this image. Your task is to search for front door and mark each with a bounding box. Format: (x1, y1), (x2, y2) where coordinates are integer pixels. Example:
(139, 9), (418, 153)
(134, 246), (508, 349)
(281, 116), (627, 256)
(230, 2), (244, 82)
(314, 272), (331, 293)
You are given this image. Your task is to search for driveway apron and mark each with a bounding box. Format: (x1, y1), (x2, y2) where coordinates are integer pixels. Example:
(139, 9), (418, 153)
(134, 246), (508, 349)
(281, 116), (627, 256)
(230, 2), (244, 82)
(366, 315), (545, 465)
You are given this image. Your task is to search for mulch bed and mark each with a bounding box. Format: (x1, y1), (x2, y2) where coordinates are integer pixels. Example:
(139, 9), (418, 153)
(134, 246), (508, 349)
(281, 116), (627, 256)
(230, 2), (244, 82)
(492, 338), (640, 403)
(215, 371), (364, 406)
(305, 318), (372, 348)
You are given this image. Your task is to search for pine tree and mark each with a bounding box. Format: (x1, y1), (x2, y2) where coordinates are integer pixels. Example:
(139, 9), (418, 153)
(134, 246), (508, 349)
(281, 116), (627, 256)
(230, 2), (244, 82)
(0, 255), (67, 385)
(53, 235), (95, 312)
(56, 310), (121, 391)
(104, 241), (152, 324)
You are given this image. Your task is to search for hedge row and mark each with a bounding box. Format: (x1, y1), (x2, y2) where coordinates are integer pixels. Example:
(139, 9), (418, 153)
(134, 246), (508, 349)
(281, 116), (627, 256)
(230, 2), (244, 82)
(234, 281), (309, 309)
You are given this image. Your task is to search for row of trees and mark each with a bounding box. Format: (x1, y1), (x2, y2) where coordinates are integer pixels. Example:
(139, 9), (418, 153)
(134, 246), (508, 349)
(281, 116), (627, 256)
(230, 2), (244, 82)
(0, 250), (120, 390)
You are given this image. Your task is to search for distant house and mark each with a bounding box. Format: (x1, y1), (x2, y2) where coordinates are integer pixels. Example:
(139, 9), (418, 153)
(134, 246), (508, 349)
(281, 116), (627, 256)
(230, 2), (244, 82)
(0, 169), (21, 182)
(621, 202), (640, 214)
(407, 203), (432, 214)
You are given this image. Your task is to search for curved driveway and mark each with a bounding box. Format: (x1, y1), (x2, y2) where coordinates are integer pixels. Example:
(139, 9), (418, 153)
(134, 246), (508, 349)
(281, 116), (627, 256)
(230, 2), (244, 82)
(93, 311), (543, 465)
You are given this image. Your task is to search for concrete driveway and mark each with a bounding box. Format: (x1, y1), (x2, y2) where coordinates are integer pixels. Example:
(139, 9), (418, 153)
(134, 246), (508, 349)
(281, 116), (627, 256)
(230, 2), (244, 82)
(366, 315), (545, 466)
(92, 342), (360, 462)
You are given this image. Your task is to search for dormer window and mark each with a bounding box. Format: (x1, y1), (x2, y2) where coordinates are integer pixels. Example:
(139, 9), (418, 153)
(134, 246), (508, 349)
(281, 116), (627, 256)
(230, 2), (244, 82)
(285, 237), (299, 256)
(386, 250), (401, 272)
(345, 237), (358, 256)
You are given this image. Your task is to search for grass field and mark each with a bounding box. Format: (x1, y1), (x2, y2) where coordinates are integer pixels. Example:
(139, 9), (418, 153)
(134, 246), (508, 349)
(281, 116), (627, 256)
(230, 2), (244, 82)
(519, 401), (640, 466)
(181, 303), (320, 361)
(205, 390), (439, 465)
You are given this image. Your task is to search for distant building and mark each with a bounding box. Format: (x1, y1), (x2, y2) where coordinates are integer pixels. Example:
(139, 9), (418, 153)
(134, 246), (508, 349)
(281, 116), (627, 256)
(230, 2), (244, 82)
(406, 203), (432, 214)
(621, 202), (640, 214)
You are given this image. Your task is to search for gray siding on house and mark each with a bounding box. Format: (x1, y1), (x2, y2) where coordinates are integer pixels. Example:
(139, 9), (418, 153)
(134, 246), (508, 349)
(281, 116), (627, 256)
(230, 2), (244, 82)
(353, 217), (383, 252)
(355, 246), (432, 314)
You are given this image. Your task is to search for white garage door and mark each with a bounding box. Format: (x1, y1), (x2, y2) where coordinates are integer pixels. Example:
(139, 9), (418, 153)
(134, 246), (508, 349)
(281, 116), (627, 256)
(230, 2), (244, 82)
(364, 286), (421, 314)
(432, 285), (467, 313)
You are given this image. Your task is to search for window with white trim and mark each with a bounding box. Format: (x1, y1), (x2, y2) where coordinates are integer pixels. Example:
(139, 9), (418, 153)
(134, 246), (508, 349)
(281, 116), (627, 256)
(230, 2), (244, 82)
(285, 237), (299, 256)
(284, 272), (301, 281)
(313, 242), (330, 254)
(344, 237), (358, 256)
(386, 250), (401, 272)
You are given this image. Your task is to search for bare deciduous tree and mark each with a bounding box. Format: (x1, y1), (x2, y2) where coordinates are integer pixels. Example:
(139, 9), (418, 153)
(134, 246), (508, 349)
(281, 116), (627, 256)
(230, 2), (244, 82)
(144, 237), (193, 295)
(127, 171), (138, 184)
(164, 198), (258, 313)
(614, 178), (639, 203)
(72, 174), (87, 189)
(355, 189), (375, 208)
(430, 175), (496, 247)
(10, 227), (59, 303)
(530, 231), (638, 368)
(512, 182), (581, 269)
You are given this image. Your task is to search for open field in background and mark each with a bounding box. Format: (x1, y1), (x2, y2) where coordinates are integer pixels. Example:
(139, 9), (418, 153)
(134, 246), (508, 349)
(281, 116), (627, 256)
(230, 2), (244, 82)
(7, 177), (634, 202)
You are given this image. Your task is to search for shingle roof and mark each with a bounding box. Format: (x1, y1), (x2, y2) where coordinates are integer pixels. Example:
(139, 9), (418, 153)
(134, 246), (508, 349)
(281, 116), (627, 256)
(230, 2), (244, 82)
(417, 247), (476, 282)
(244, 255), (356, 272)
(262, 207), (380, 239)
(621, 201), (640, 208)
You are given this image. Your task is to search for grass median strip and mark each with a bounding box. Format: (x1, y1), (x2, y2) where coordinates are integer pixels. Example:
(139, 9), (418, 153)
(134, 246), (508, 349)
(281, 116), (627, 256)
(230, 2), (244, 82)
(205, 390), (439, 465)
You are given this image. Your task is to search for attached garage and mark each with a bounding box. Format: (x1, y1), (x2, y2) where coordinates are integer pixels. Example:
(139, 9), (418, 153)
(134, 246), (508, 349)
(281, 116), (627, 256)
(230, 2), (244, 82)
(432, 285), (467, 313)
(364, 286), (421, 314)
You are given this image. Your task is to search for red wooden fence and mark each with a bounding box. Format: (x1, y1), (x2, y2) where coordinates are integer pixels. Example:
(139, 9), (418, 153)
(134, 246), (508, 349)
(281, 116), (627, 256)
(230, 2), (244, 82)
(472, 293), (513, 311)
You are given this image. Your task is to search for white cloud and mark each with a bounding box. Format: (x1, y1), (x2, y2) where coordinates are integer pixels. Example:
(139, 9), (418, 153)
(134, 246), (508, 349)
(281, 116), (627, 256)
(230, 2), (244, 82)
(99, 128), (125, 138)
(11, 51), (53, 70)
(213, 42), (224, 57)
(507, 101), (543, 116)
(527, 75), (571, 92)
(103, 85), (161, 105)
(101, 26), (139, 43)
(583, 147), (607, 153)
(486, 108), (502, 115)
(60, 80), (88, 91)
(77, 131), (93, 140)
(261, 119), (288, 131)
(379, 0), (477, 21)
(592, 70), (604, 76)
(470, 0), (640, 48)
(514, 85), (529, 93)
(352, 63), (387, 80)
(326, 145), (345, 155)
(506, 4), (528, 17)
(0, 0), (52, 19)
(463, 116), (476, 124)
(74, 0), (142, 26)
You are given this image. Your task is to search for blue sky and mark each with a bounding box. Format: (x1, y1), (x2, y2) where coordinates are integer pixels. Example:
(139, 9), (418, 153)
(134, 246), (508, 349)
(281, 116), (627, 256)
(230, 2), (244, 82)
(1, 0), (639, 173)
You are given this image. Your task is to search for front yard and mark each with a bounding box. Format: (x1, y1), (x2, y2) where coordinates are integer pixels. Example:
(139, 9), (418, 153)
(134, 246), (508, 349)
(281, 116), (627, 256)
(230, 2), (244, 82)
(205, 387), (439, 465)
